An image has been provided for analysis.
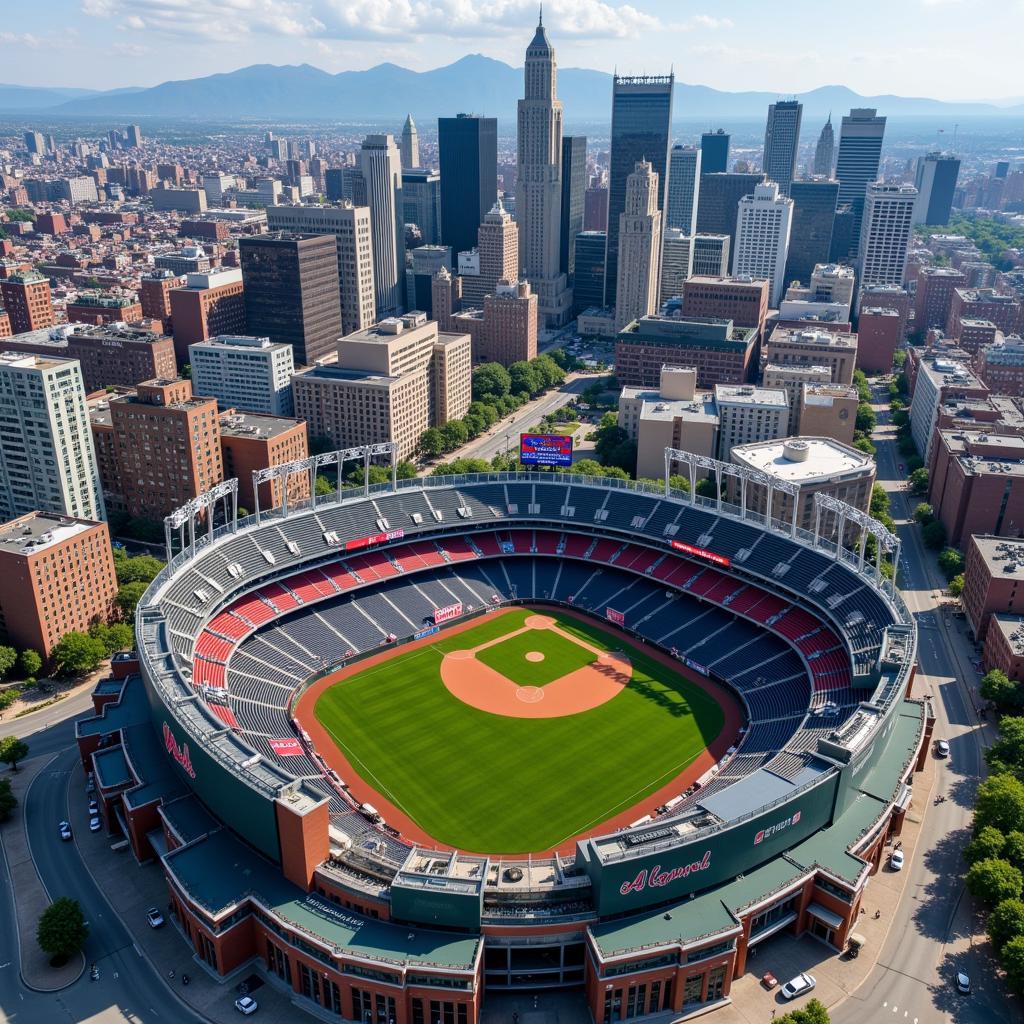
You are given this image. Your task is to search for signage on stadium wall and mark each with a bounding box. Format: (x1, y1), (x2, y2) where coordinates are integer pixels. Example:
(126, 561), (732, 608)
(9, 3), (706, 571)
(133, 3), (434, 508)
(415, 625), (440, 640)
(606, 607), (625, 626)
(163, 721), (196, 779)
(269, 738), (304, 757)
(685, 657), (709, 676)
(670, 539), (730, 568)
(618, 851), (712, 895)
(433, 602), (463, 624)
(343, 528), (405, 552)
(754, 810), (801, 845)
(520, 433), (574, 468)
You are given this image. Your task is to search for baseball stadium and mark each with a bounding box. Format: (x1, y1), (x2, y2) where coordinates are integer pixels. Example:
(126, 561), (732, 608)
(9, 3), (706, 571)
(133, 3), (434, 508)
(76, 444), (930, 1023)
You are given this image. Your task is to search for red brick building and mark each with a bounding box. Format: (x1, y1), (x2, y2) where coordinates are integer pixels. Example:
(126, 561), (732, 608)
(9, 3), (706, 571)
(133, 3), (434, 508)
(139, 269), (185, 332)
(913, 267), (966, 334)
(0, 271), (55, 333)
(0, 310), (10, 338)
(957, 319), (1001, 356)
(856, 307), (901, 374)
(950, 287), (1021, 339)
(169, 268), (246, 364)
(218, 410), (310, 513)
(963, 535), (1024, 643)
(975, 337), (1024, 397)
(680, 277), (769, 338)
(66, 292), (144, 326)
(33, 212), (69, 236)
(983, 615), (1024, 681)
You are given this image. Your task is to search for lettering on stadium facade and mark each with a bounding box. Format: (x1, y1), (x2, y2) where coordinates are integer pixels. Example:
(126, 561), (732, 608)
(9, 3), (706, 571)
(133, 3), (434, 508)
(618, 851), (712, 896)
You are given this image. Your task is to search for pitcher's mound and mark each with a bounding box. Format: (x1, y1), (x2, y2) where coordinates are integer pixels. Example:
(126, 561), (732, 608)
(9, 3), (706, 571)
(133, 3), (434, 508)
(525, 651), (545, 663)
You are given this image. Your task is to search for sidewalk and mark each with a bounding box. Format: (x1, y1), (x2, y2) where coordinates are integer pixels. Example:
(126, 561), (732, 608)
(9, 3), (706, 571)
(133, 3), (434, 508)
(0, 754), (84, 991)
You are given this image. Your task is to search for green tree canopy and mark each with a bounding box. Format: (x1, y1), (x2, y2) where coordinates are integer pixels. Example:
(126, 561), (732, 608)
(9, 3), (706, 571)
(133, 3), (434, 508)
(1002, 934), (1024, 993)
(966, 858), (1024, 906)
(471, 363), (511, 401)
(112, 552), (165, 585)
(921, 519), (947, 550)
(869, 484), (890, 518)
(50, 632), (107, 677)
(966, 825), (1007, 866)
(88, 622), (134, 657)
(948, 573), (964, 597)
(0, 646), (16, 679)
(891, 408), (909, 428)
(314, 474), (334, 496)
(509, 360), (542, 397)
(0, 736), (28, 772)
(419, 427), (446, 457)
(0, 777), (15, 822)
(982, 669), (1023, 713)
(913, 502), (935, 524)
(856, 402), (877, 434)
(977, 774), (1024, 835)
(116, 581), (147, 619)
(989, 898), (1024, 951)
(987, 716), (1024, 779)
(1005, 831), (1024, 869)
(440, 419), (470, 450)
(36, 897), (88, 961)
(17, 649), (41, 680)
(908, 467), (930, 496)
(937, 547), (965, 581)
(775, 998), (831, 1024)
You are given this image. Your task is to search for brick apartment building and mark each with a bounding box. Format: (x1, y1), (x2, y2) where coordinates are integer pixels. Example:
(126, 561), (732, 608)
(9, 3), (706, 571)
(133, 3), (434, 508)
(963, 535), (1024, 643)
(913, 267), (966, 333)
(950, 288), (1021, 339)
(680, 276), (769, 337)
(0, 271), (54, 333)
(450, 280), (538, 366)
(139, 269), (185, 332)
(66, 292), (144, 326)
(762, 325), (858, 386)
(0, 512), (117, 658)
(856, 308), (902, 374)
(169, 268), (246, 364)
(218, 410), (310, 513)
(975, 337), (1024, 397)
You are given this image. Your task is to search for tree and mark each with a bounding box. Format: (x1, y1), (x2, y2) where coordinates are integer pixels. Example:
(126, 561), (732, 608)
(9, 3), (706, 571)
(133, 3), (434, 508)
(982, 669), (1022, 712)
(112, 553), (165, 585)
(420, 427), (446, 457)
(0, 777), (15, 822)
(853, 368), (871, 403)
(0, 646), (15, 679)
(966, 858), (1024, 906)
(891, 408), (909, 428)
(937, 547), (965, 581)
(532, 354), (565, 389)
(852, 436), (876, 457)
(572, 459), (606, 476)
(856, 402), (877, 434)
(50, 632), (107, 676)
(0, 737), (29, 772)
(898, 434), (918, 458)
(989, 898), (1024, 951)
(509, 360), (542, 397)
(921, 519), (947, 550)
(116, 581), (147, 619)
(1003, 934), (1024, 993)
(36, 897), (88, 963)
(440, 419), (469, 451)
(908, 467), (929, 496)
(88, 622), (133, 657)
(948, 573), (964, 597)
(987, 716), (1024, 778)
(869, 484), (890, 519)
(913, 502), (935, 525)
(775, 999), (830, 1024)
(966, 825), (1007, 866)
(17, 650), (41, 680)
(396, 461), (417, 480)
(1005, 831), (1024, 869)
(471, 363), (511, 401)
(977, 774), (1024, 838)
(315, 475), (334, 496)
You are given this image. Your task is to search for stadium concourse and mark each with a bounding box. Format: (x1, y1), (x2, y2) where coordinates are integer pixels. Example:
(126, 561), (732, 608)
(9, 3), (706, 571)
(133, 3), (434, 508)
(75, 447), (929, 1023)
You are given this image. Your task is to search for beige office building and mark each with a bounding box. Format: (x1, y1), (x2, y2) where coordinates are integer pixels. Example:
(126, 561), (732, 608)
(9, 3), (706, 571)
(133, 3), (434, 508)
(798, 384), (859, 445)
(713, 384), (789, 460)
(762, 325), (858, 385)
(762, 363), (833, 433)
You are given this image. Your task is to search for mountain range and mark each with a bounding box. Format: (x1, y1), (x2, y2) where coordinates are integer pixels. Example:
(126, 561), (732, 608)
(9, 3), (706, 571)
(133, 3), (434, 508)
(4, 56), (1023, 122)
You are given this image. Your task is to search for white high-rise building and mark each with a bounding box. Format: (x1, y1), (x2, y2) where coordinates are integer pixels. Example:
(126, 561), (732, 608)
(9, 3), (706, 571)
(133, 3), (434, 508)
(400, 114), (419, 170)
(666, 145), (700, 235)
(267, 202), (377, 336)
(515, 14), (572, 327)
(659, 227), (693, 305)
(359, 134), (404, 319)
(615, 160), (662, 330)
(0, 353), (104, 522)
(189, 335), (296, 417)
(732, 182), (793, 307)
(202, 173), (235, 205)
(855, 183), (917, 311)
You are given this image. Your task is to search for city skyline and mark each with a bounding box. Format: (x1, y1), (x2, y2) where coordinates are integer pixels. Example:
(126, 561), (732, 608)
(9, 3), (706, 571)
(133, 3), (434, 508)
(5, 0), (1024, 103)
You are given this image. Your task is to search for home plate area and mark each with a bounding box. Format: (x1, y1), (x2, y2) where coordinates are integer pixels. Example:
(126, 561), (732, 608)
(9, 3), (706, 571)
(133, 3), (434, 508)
(440, 613), (632, 718)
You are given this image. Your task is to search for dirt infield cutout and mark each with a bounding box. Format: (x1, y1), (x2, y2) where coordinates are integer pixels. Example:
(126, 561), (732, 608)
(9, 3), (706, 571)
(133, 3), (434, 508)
(441, 618), (632, 718)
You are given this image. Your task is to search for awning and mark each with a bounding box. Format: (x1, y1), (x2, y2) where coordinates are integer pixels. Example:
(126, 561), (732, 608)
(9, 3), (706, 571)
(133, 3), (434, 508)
(806, 902), (845, 930)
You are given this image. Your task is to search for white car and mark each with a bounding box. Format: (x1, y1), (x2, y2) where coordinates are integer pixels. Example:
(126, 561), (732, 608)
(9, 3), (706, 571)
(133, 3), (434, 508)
(890, 849), (905, 871)
(89, 816), (102, 833)
(235, 995), (258, 1015)
(58, 820), (72, 841)
(936, 739), (950, 758)
(956, 971), (971, 994)
(781, 973), (816, 1000)
(146, 907), (165, 928)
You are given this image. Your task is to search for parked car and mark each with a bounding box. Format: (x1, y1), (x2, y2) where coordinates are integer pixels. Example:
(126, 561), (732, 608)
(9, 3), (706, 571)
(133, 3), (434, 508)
(935, 739), (950, 758)
(234, 995), (258, 1015)
(890, 849), (905, 871)
(58, 821), (72, 841)
(956, 971), (971, 994)
(146, 907), (165, 929)
(781, 973), (816, 1000)
(89, 816), (102, 833)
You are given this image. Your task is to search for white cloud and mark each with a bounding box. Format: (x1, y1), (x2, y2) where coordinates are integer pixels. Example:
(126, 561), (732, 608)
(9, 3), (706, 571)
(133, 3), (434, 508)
(0, 31), (43, 48)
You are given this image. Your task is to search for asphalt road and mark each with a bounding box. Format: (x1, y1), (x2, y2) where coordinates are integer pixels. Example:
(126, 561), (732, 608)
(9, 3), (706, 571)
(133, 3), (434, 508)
(2, 689), (95, 760)
(832, 386), (1010, 1024)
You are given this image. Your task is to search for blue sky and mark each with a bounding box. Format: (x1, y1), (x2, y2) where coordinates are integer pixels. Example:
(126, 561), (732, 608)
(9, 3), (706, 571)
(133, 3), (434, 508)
(3, 0), (1020, 100)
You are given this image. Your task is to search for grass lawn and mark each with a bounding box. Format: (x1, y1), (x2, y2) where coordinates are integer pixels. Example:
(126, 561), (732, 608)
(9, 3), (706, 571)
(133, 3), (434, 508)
(474, 625), (596, 686)
(314, 608), (725, 853)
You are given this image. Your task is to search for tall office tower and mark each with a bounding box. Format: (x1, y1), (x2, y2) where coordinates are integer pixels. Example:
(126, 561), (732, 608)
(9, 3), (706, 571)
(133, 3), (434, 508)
(169, 267), (246, 363)
(239, 232), (343, 366)
(0, 271), (55, 333)
(732, 182), (793, 307)
(460, 200), (519, 305)
(584, 184), (608, 231)
(401, 168), (442, 244)
(438, 114), (498, 260)
(855, 183), (917, 311)
(784, 178), (839, 286)
(407, 245), (452, 315)
(573, 231), (606, 313)
(692, 234), (730, 277)
(696, 172), (765, 252)
(700, 130), (730, 175)
(431, 266), (462, 328)
(24, 131), (45, 155)
(359, 133), (405, 318)
(560, 136), (587, 280)
(913, 152), (961, 226)
(515, 16), (572, 327)
(266, 204), (377, 337)
(189, 335), (296, 417)
(813, 115), (835, 177)
(604, 74), (674, 307)
(324, 168), (346, 202)
(126, 124), (143, 148)
(762, 100), (803, 196)
(615, 161), (662, 330)
(835, 108), (886, 256)
(400, 114), (419, 169)
(0, 353), (104, 522)
(660, 228), (693, 305)
(829, 205), (856, 262)
(666, 145), (701, 234)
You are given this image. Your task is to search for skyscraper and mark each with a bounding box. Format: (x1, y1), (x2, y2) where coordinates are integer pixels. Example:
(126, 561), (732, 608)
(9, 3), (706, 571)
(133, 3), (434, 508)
(855, 183), (917, 311)
(573, 231), (606, 313)
(459, 200), (519, 305)
(515, 16), (572, 326)
(660, 228), (693, 305)
(692, 234), (731, 277)
(913, 152), (961, 226)
(835, 108), (886, 257)
(438, 114), (498, 260)
(560, 135), (587, 280)
(615, 161), (662, 330)
(400, 114), (419, 169)
(700, 130), (730, 175)
(401, 168), (442, 244)
(696, 172), (765, 252)
(762, 100), (803, 196)
(359, 133), (405, 318)
(813, 116), (835, 177)
(23, 131), (45, 155)
(666, 145), (701, 235)
(239, 232), (343, 366)
(784, 178), (839, 287)
(732, 182), (793, 307)
(604, 74), (674, 307)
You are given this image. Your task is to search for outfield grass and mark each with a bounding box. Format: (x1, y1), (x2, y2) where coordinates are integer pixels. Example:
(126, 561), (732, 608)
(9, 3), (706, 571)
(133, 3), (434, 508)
(473, 625), (596, 686)
(314, 608), (725, 853)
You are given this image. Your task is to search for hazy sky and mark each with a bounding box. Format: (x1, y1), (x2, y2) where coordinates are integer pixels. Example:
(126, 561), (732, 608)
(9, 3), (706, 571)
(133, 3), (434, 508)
(5, 0), (1021, 101)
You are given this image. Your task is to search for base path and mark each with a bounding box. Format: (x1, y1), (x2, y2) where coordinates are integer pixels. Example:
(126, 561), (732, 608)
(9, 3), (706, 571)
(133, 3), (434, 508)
(293, 606), (745, 857)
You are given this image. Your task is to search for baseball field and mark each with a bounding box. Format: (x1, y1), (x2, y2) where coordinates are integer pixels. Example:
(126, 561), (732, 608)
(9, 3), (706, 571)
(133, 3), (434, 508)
(313, 607), (729, 853)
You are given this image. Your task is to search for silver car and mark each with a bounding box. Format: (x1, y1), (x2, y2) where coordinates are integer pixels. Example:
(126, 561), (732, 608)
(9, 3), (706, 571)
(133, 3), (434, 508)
(781, 973), (816, 1000)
